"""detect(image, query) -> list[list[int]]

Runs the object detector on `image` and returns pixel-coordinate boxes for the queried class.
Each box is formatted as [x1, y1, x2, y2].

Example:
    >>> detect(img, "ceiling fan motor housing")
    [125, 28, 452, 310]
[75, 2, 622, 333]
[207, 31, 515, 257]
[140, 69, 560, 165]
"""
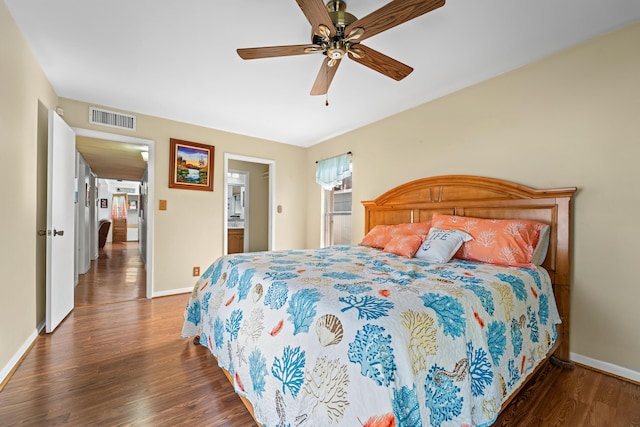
[328, 10, 357, 28]
[314, 0, 357, 60]
[326, 0, 357, 29]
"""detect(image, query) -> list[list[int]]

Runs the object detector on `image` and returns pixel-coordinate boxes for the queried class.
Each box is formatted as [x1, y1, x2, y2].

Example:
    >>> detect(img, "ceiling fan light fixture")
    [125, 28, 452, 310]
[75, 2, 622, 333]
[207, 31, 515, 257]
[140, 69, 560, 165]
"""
[315, 24, 332, 41]
[348, 47, 364, 59]
[304, 45, 324, 53]
[344, 27, 364, 42]
[327, 40, 346, 59]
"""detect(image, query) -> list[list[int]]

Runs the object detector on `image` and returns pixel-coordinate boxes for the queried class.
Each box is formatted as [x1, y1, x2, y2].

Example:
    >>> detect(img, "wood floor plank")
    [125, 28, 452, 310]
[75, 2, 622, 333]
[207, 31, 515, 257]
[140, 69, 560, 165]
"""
[74, 242, 146, 307]
[0, 243, 638, 426]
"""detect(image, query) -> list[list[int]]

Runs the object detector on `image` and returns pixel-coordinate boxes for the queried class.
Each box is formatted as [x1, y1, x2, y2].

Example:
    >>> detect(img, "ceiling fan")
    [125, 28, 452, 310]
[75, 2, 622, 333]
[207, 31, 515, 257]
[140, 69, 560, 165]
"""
[237, 0, 446, 96]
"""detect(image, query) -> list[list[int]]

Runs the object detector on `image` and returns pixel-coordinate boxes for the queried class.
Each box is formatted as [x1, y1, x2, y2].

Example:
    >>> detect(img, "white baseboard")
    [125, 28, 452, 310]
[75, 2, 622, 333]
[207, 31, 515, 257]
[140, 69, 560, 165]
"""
[570, 352, 640, 383]
[153, 287, 192, 298]
[1, 329, 38, 385]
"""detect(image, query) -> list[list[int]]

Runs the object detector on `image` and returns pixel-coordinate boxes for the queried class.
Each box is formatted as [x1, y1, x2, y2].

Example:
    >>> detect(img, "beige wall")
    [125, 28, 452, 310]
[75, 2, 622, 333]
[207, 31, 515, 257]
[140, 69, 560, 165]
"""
[57, 98, 307, 295]
[0, 2, 58, 377]
[306, 23, 640, 373]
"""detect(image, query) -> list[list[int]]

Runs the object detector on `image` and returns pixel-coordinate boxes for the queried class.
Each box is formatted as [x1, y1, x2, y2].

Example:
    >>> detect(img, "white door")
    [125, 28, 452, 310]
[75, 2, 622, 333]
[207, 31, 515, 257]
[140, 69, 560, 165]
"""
[46, 111, 76, 333]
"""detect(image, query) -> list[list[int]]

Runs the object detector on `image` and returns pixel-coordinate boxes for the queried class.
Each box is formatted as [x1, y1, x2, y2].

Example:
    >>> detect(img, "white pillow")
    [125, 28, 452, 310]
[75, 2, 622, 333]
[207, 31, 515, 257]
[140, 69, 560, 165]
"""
[531, 225, 550, 265]
[414, 228, 473, 263]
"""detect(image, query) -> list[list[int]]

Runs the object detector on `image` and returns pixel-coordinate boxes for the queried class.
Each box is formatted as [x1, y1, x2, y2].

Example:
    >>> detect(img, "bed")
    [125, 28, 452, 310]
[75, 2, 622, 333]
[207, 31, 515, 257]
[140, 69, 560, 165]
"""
[182, 175, 576, 426]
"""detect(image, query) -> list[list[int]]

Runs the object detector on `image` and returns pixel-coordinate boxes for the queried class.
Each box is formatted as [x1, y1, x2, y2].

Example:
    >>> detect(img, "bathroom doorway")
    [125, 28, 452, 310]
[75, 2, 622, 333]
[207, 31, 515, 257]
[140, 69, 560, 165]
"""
[227, 170, 248, 253]
[223, 153, 274, 255]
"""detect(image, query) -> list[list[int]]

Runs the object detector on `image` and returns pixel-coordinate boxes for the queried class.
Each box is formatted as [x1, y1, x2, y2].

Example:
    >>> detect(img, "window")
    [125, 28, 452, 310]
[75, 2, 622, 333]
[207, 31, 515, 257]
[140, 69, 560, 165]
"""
[323, 174, 352, 247]
[316, 153, 352, 247]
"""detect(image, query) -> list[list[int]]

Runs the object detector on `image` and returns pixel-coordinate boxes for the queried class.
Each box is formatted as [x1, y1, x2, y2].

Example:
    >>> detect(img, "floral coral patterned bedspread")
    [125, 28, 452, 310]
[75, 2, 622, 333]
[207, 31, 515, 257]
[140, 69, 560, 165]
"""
[181, 245, 560, 427]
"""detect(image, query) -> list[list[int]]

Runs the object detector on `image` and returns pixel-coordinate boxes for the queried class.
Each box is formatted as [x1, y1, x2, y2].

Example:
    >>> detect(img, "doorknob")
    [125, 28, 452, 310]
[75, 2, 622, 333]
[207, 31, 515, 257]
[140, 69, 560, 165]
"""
[54, 229, 64, 236]
[38, 230, 47, 237]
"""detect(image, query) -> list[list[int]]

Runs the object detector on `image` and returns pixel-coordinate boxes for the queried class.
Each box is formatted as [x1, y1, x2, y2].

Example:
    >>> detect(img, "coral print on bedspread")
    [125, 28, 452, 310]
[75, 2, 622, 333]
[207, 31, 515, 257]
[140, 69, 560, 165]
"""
[181, 245, 560, 427]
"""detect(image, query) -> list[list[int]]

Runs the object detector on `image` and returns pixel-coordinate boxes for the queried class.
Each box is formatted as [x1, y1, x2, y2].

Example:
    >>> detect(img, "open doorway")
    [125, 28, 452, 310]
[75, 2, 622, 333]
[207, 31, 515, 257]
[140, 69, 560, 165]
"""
[35, 110, 156, 327]
[227, 170, 249, 253]
[224, 153, 275, 255]
[73, 128, 155, 301]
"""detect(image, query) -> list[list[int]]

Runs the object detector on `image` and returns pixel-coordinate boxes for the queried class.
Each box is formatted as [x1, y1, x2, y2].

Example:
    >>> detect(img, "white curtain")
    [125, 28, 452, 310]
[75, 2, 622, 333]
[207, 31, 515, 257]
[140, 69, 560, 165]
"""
[111, 195, 127, 220]
[315, 153, 351, 190]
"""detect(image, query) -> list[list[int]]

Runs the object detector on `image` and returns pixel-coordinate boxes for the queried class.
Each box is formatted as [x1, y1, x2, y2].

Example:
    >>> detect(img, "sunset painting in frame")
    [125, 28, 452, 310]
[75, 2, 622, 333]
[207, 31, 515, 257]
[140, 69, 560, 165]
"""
[169, 138, 214, 191]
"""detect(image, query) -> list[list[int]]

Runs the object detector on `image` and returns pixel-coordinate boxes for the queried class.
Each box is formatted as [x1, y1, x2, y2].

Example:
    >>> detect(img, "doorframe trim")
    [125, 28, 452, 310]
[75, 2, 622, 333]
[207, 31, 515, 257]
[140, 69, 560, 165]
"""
[72, 128, 155, 299]
[223, 153, 275, 254]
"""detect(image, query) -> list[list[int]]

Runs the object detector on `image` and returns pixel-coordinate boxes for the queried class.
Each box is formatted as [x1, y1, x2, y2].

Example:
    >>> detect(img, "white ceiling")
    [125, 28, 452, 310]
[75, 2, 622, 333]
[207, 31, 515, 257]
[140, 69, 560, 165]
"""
[6, 0, 640, 148]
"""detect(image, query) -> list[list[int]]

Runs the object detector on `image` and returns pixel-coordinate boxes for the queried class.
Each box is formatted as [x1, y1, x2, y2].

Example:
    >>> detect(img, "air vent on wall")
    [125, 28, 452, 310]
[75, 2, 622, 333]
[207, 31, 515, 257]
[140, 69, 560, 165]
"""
[89, 107, 136, 131]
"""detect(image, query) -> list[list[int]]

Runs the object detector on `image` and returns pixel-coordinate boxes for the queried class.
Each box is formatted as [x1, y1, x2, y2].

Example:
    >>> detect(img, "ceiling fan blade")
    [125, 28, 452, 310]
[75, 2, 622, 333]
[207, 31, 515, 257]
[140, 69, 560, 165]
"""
[345, 0, 445, 42]
[237, 44, 320, 60]
[310, 57, 341, 96]
[348, 44, 413, 81]
[295, 0, 336, 37]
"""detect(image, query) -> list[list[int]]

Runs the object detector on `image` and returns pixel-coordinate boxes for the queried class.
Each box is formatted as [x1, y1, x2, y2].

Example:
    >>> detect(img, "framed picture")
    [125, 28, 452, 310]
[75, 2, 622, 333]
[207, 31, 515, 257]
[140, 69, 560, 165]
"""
[129, 200, 137, 210]
[169, 138, 214, 191]
[100, 198, 108, 208]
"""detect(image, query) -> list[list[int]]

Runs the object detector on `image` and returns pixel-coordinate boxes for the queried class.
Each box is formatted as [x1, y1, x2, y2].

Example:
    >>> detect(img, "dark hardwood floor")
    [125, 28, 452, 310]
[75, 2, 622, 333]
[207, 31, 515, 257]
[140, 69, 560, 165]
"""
[493, 362, 639, 426]
[0, 243, 256, 426]
[74, 242, 146, 307]
[0, 243, 638, 426]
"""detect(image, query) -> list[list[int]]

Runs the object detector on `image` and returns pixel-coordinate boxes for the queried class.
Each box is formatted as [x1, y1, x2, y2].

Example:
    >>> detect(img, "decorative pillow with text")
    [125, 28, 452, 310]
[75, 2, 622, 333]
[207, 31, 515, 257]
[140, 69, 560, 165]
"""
[414, 228, 472, 263]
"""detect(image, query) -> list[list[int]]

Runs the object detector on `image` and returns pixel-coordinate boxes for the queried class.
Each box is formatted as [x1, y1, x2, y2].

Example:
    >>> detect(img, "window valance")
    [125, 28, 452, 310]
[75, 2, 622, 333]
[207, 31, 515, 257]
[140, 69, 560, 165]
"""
[315, 153, 352, 190]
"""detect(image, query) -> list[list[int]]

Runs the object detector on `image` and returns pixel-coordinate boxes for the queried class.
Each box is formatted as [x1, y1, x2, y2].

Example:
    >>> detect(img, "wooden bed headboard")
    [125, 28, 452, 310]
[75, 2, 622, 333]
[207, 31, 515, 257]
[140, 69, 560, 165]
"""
[362, 175, 577, 360]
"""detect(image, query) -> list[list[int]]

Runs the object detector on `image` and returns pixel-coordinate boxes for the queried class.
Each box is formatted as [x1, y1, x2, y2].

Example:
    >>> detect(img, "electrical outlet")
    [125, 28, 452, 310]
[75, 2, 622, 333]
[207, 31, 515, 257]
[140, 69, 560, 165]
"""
[193, 266, 200, 276]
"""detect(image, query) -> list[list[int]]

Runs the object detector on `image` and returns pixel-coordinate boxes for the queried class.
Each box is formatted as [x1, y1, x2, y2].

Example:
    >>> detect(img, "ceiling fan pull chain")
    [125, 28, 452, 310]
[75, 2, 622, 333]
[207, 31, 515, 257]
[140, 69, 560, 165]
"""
[325, 64, 330, 106]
